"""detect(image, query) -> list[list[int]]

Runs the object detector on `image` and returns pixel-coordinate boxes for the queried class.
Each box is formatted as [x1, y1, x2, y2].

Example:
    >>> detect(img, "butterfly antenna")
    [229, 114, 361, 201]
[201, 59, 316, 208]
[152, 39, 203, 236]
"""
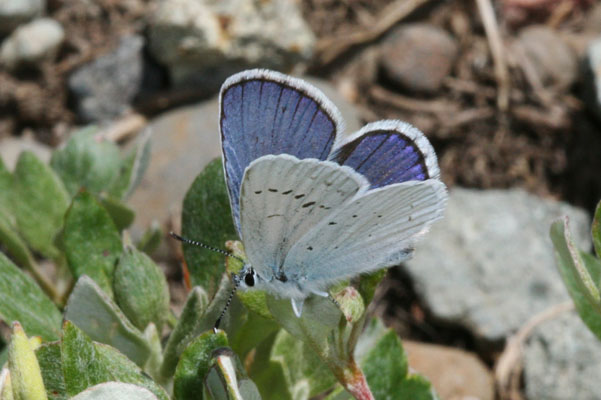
[169, 232, 245, 263]
[213, 274, 241, 332]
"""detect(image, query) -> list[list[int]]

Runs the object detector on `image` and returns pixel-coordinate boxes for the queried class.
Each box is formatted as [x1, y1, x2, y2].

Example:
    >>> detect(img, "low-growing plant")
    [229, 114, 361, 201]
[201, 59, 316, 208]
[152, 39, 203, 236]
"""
[551, 200, 601, 340]
[0, 127, 439, 399]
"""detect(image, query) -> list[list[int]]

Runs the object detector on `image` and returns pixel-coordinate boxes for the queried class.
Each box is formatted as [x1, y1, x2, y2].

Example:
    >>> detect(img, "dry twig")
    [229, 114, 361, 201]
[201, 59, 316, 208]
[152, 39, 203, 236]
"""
[495, 301, 574, 400]
[476, 0, 511, 110]
[316, 0, 433, 65]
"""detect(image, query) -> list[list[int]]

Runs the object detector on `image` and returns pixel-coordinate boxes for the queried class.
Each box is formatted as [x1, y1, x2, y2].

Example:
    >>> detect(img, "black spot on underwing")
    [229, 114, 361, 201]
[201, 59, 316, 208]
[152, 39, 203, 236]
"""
[302, 201, 316, 208]
[295, 194, 305, 199]
[268, 188, 278, 192]
[282, 190, 293, 195]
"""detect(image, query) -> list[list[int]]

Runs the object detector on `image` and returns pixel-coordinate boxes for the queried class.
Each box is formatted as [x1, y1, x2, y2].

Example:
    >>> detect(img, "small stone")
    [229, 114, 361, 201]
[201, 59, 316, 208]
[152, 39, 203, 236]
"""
[404, 341, 495, 400]
[403, 188, 590, 343]
[512, 25, 578, 90]
[524, 311, 601, 400]
[583, 36, 601, 123]
[147, 0, 315, 89]
[0, 0, 45, 35]
[0, 18, 64, 70]
[68, 35, 163, 123]
[380, 23, 458, 94]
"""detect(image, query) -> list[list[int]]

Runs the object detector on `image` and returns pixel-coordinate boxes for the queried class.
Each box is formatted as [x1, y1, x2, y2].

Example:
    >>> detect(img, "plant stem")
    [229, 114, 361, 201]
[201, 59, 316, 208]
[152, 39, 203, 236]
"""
[333, 359, 375, 400]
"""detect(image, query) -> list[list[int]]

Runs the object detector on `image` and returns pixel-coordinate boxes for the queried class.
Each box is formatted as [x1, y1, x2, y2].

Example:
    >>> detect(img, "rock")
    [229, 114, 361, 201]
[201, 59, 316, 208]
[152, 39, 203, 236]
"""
[402, 188, 591, 343]
[404, 341, 494, 400]
[147, 0, 315, 88]
[0, 18, 63, 70]
[380, 24, 458, 94]
[129, 77, 361, 236]
[511, 26, 578, 90]
[523, 311, 601, 400]
[68, 35, 163, 123]
[583, 36, 601, 123]
[0, 0, 45, 35]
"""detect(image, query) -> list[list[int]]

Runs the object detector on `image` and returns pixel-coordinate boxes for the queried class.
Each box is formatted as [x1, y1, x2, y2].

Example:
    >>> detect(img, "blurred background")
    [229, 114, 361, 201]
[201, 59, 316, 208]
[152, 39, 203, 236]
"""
[1, 0, 601, 399]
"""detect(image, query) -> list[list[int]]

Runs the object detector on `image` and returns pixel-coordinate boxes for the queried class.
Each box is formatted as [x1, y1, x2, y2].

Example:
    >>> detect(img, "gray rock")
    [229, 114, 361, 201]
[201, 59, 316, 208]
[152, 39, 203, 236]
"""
[0, 0, 45, 35]
[380, 24, 458, 93]
[129, 77, 360, 235]
[0, 18, 63, 70]
[524, 311, 601, 400]
[583, 36, 601, 123]
[147, 0, 315, 88]
[403, 188, 591, 343]
[512, 25, 578, 90]
[69, 35, 162, 122]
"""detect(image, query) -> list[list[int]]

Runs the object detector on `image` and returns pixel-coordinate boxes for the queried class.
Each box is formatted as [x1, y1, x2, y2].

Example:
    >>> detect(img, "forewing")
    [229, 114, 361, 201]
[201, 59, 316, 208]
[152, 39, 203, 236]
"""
[284, 180, 447, 287]
[239, 154, 368, 279]
[329, 120, 440, 188]
[220, 69, 344, 233]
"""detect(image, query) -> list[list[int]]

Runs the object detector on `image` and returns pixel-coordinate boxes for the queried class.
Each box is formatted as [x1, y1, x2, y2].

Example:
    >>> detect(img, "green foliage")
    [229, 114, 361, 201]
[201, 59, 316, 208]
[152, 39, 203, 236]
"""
[551, 210, 601, 340]
[0, 137, 439, 400]
[182, 159, 237, 296]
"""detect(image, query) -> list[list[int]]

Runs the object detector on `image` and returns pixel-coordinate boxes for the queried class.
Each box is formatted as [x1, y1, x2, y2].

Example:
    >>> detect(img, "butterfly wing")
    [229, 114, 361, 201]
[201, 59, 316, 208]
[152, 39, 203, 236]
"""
[238, 154, 368, 282]
[220, 69, 344, 233]
[329, 120, 440, 188]
[283, 179, 447, 290]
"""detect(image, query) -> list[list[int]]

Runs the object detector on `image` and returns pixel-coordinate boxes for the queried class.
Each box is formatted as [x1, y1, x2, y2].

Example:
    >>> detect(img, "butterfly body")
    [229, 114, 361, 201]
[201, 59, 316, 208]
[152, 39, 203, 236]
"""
[218, 69, 447, 317]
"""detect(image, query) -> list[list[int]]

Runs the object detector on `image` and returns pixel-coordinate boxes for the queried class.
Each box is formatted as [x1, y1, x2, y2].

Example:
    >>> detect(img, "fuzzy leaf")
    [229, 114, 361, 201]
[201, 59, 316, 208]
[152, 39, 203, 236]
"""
[63, 191, 122, 296]
[70, 382, 158, 400]
[64, 276, 151, 366]
[593, 201, 601, 259]
[182, 159, 237, 296]
[205, 349, 262, 400]
[0, 253, 61, 341]
[229, 311, 279, 360]
[60, 321, 167, 399]
[8, 322, 48, 400]
[0, 157, 12, 211]
[160, 287, 209, 379]
[50, 127, 121, 196]
[108, 130, 151, 200]
[12, 152, 70, 259]
[358, 320, 436, 400]
[551, 217, 601, 339]
[99, 196, 135, 231]
[247, 332, 292, 400]
[0, 212, 36, 276]
[35, 343, 66, 400]
[136, 222, 162, 254]
[270, 330, 337, 399]
[113, 244, 170, 332]
[173, 330, 228, 400]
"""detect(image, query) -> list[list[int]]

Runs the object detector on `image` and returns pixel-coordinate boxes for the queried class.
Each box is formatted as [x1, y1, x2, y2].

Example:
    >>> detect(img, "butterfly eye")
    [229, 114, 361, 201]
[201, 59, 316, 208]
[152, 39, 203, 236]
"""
[244, 270, 255, 287]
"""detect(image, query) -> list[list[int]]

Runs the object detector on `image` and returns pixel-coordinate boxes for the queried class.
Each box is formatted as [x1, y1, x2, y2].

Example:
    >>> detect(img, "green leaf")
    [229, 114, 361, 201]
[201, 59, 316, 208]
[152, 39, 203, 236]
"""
[182, 159, 237, 296]
[108, 130, 151, 200]
[64, 276, 151, 366]
[70, 382, 158, 400]
[248, 331, 291, 400]
[204, 349, 262, 400]
[50, 127, 121, 197]
[0, 211, 37, 274]
[160, 287, 209, 379]
[63, 191, 122, 296]
[12, 151, 70, 259]
[358, 320, 436, 400]
[229, 311, 279, 360]
[551, 217, 601, 340]
[357, 270, 387, 306]
[36, 343, 67, 400]
[113, 244, 170, 332]
[173, 330, 228, 400]
[99, 196, 135, 231]
[0, 253, 61, 341]
[0, 157, 13, 214]
[270, 330, 337, 399]
[60, 321, 168, 399]
[592, 200, 601, 259]
[8, 322, 48, 400]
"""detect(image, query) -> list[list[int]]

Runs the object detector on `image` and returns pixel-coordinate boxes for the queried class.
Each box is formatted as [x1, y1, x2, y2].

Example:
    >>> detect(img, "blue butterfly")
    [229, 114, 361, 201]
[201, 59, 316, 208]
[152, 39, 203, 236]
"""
[215, 69, 447, 318]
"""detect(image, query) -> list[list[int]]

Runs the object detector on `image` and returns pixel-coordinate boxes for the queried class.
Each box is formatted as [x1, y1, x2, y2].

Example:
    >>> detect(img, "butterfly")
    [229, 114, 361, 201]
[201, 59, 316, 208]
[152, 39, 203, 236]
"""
[174, 69, 447, 323]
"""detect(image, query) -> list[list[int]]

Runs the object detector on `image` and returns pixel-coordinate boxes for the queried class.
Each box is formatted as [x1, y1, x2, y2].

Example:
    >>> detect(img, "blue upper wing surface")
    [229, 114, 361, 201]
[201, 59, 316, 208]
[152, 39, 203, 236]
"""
[220, 69, 343, 233]
[329, 120, 440, 188]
